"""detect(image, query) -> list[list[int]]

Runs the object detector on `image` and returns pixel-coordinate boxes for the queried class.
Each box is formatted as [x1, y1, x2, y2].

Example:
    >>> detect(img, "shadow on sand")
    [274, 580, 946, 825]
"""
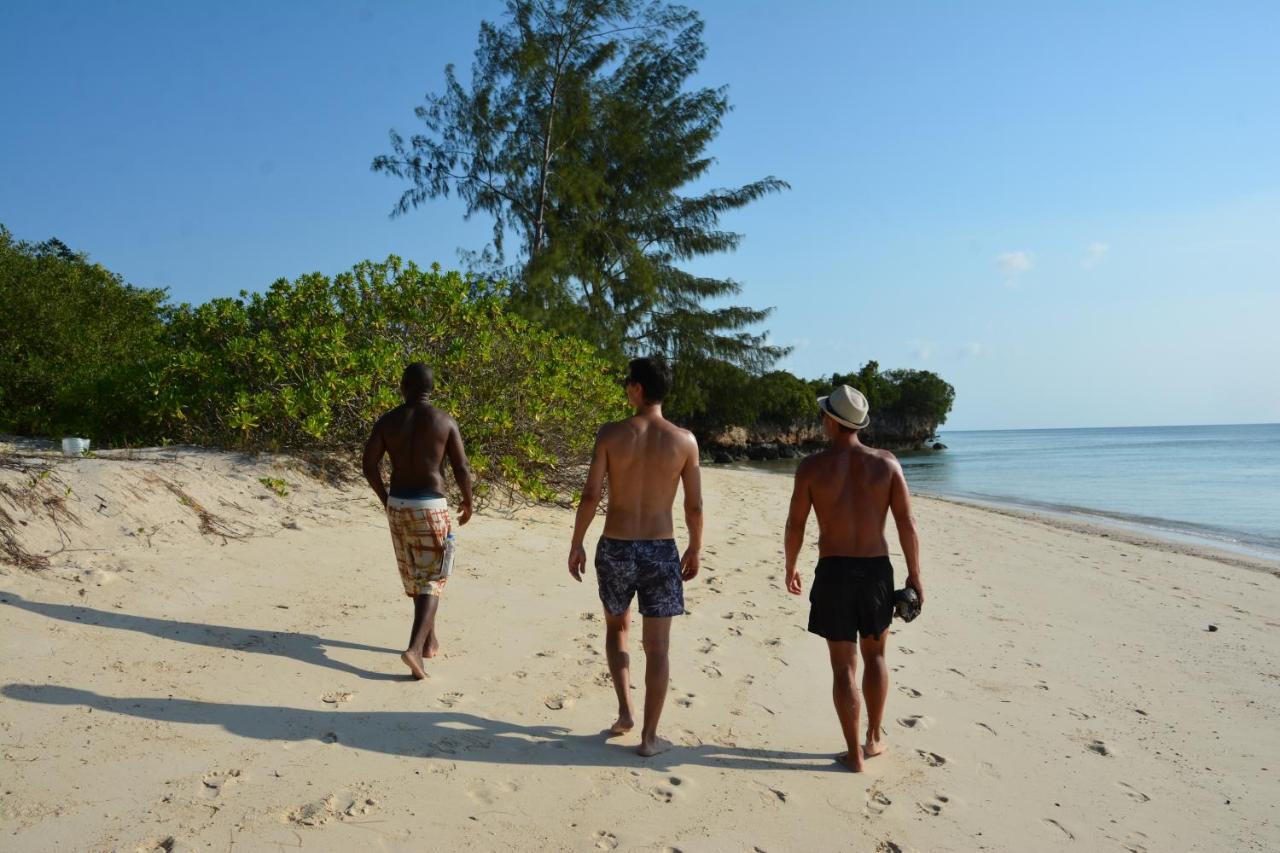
[1, 683, 840, 773]
[0, 591, 404, 682]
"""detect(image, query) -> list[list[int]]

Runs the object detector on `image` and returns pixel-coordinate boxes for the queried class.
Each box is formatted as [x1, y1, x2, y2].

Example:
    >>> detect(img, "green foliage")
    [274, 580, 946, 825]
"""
[824, 361, 956, 430]
[154, 257, 625, 502]
[258, 477, 289, 497]
[374, 0, 789, 371]
[0, 225, 169, 441]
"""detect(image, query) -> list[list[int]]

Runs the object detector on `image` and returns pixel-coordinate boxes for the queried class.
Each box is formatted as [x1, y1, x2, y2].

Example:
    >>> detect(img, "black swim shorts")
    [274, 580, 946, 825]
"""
[807, 555, 894, 642]
[594, 537, 685, 618]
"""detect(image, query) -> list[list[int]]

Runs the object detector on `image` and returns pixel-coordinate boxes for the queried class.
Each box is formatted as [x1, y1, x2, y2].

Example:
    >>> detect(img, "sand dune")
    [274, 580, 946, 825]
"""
[1, 444, 1277, 851]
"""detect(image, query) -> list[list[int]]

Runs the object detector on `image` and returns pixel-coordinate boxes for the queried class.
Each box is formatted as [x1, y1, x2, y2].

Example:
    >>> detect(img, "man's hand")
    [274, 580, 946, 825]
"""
[568, 544, 587, 582]
[785, 567, 803, 595]
[680, 548, 700, 581]
[907, 573, 924, 609]
[457, 499, 473, 526]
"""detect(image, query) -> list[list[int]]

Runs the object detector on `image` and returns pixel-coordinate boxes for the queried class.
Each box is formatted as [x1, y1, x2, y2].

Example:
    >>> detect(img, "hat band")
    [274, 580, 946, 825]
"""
[821, 398, 869, 430]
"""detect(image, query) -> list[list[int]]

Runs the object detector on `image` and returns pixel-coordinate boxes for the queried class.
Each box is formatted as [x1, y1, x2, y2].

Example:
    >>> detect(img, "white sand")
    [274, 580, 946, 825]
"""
[1, 446, 1277, 852]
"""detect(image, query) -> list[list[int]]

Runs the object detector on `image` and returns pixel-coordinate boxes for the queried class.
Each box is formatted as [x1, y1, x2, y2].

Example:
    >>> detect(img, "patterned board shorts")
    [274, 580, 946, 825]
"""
[594, 537, 685, 618]
[385, 496, 455, 597]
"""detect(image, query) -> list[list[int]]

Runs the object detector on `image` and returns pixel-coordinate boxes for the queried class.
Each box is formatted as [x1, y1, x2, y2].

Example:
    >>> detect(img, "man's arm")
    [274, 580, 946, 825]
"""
[679, 434, 703, 581]
[568, 427, 608, 581]
[783, 463, 812, 595]
[361, 418, 388, 508]
[445, 419, 474, 526]
[888, 458, 923, 608]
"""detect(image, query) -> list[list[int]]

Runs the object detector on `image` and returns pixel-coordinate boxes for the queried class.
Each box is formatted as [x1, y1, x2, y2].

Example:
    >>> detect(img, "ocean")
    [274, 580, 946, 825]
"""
[743, 423, 1280, 560]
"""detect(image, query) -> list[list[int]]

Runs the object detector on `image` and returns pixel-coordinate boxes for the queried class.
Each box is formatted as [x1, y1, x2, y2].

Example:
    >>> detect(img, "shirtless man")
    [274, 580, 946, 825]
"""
[568, 356, 702, 757]
[783, 384, 924, 773]
[362, 362, 473, 680]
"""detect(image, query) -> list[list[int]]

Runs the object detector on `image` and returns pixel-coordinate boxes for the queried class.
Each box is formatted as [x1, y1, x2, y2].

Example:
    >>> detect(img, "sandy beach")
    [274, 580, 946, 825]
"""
[1, 445, 1277, 852]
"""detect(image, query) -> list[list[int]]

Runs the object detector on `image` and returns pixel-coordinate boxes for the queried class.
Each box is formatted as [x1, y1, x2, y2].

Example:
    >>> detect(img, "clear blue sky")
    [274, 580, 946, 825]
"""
[4, 1, 1278, 430]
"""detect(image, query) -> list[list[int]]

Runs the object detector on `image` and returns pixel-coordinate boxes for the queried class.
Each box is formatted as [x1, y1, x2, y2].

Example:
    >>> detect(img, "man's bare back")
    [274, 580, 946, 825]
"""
[796, 443, 898, 559]
[598, 415, 699, 541]
[364, 402, 466, 502]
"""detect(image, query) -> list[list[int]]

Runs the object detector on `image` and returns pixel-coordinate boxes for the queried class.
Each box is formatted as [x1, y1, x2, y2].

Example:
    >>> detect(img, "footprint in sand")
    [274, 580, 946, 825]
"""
[438, 691, 464, 708]
[544, 695, 573, 710]
[727, 626, 743, 637]
[1043, 817, 1074, 840]
[975, 722, 997, 735]
[697, 638, 718, 654]
[915, 750, 948, 767]
[321, 691, 354, 705]
[701, 665, 722, 678]
[593, 830, 619, 850]
[875, 842, 904, 853]
[897, 714, 931, 729]
[917, 793, 949, 816]
[136, 836, 176, 852]
[897, 685, 923, 698]
[466, 780, 519, 805]
[650, 785, 677, 803]
[866, 788, 892, 816]
[897, 646, 915, 655]
[200, 769, 242, 798]
[1086, 739, 1113, 757]
[1116, 781, 1150, 802]
[1034, 680, 1050, 690]
[676, 693, 696, 707]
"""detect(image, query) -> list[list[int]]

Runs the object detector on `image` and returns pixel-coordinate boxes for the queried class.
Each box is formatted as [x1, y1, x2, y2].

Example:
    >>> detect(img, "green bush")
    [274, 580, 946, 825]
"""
[153, 257, 625, 502]
[0, 226, 169, 441]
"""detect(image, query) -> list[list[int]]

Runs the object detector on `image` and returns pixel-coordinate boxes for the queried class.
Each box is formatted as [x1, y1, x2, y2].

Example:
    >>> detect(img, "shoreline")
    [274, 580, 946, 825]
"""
[720, 458, 1280, 573]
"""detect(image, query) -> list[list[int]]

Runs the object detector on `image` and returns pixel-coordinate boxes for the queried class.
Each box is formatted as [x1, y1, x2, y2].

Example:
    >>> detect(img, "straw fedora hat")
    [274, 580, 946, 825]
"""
[818, 384, 871, 430]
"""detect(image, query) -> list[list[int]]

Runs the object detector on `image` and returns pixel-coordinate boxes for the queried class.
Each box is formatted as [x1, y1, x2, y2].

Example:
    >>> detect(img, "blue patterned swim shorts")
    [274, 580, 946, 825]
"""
[594, 537, 685, 618]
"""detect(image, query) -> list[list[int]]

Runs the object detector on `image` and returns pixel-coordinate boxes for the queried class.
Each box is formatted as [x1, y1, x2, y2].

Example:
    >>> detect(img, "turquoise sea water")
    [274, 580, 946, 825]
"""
[746, 424, 1280, 559]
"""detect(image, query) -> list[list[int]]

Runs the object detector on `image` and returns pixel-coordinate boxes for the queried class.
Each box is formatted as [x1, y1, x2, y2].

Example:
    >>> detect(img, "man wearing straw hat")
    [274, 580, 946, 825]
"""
[783, 384, 924, 773]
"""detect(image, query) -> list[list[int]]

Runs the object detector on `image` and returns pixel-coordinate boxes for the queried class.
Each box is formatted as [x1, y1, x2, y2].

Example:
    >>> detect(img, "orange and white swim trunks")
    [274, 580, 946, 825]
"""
[385, 495, 455, 597]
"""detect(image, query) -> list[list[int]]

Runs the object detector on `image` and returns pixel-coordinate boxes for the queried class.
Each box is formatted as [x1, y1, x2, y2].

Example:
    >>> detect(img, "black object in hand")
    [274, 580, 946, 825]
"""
[893, 587, 921, 622]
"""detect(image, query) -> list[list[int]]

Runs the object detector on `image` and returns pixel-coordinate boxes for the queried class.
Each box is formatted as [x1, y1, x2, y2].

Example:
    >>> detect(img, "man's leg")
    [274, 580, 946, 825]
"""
[860, 629, 890, 757]
[603, 609, 635, 735]
[827, 640, 864, 772]
[400, 594, 438, 680]
[636, 616, 672, 756]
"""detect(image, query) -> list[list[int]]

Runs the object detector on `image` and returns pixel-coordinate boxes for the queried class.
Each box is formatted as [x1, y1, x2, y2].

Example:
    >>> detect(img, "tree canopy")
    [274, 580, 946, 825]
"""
[373, 0, 789, 370]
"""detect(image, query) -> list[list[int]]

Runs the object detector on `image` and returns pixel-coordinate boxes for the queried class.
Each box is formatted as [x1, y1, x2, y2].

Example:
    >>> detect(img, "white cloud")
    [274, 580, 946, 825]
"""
[961, 341, 987, 358]
[907, 338, 935, 360]
[1081, 241, 1109, 269]
[996, 250, 1034, 277]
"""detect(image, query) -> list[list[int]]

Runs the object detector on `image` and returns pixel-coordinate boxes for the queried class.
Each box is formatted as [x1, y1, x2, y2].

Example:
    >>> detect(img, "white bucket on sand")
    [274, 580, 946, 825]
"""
[61, 437, 90, 456]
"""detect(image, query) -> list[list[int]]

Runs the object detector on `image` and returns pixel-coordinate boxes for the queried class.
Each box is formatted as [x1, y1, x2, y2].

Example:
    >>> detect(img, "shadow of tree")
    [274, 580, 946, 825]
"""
[2, 683, 841, 773]
[0, 591, 403, 682]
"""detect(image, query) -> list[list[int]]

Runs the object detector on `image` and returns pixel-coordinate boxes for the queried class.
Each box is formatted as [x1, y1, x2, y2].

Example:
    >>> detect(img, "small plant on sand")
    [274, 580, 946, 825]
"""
[258, 477, 289, 498]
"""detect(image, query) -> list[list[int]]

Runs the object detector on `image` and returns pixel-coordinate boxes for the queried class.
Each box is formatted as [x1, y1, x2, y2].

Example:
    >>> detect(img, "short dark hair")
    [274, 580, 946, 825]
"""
[401, 362, 434, 396]
[626, 356, 672, 404]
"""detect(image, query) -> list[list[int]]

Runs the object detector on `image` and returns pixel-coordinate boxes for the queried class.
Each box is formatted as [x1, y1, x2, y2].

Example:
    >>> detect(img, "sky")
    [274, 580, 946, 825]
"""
[4, 0, 1278, 430]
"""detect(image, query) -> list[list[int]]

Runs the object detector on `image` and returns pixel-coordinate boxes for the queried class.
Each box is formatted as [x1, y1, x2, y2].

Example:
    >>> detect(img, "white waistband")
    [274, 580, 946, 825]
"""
[387, 496, 449, 510]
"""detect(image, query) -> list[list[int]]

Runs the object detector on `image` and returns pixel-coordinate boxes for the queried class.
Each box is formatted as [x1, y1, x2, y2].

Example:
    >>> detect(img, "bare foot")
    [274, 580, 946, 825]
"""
[863, 737, 887, 758]
[424, 632, 440, 659]
[636, 736, 671, 757]
[836, 750, 866, 773]
[400, 650, 427, 680]
[608, 714, 635, 736]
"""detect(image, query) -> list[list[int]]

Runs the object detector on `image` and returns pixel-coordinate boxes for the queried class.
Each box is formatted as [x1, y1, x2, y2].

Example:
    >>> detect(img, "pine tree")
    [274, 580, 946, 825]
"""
[372, 0, 788, 367]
